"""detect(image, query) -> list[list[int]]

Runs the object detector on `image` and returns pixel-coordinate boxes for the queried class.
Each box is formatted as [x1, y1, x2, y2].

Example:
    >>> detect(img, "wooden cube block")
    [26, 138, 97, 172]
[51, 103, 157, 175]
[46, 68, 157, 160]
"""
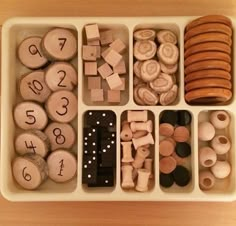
[98, 63, 113, 79]
[110, 38, 126, 53]
[106, 73, 123, 90]
[114, 78, 125, 91]
[88, 77, 101, 90]
[91, 89, 104, 102]
[85, 24, 100, 41]
[87, 39, 100, 46]
[82, 45, 97, 61]
[100, 30, 113, 46]
[113, 59, 126, 74]
[104, 49, 123, 67]
[84, 62, 97, 76]
[96, 46, 101, 59]
[101, 47, 112, 59]
[107, 90, 121, 103]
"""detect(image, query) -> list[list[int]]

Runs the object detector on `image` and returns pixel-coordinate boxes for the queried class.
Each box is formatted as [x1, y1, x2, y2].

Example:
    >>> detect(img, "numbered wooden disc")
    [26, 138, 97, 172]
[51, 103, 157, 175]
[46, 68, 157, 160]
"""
[47, 150, 77, 183]
[18, 36, 48, 69]
[19, 70, 51, 103]
[12, 154, 48, 190]
[45, 90, 78, 123]
[15, 130, 49, 157]
[42, 28, 77, 60]
[44, 122, 76, 151]
[45, 62, 77, 91]
[14, 101, 48, 130]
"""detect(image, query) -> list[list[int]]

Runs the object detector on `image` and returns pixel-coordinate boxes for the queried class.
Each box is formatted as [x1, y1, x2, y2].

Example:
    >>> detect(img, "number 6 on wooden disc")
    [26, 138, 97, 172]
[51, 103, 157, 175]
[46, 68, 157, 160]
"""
[45, 90, 78, 123]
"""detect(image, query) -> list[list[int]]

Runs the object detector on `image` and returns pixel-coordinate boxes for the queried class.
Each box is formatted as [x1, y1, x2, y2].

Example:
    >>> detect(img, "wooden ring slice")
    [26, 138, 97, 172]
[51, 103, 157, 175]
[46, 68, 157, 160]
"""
[184, 51, 231, 67]
[185, 69, 231, 83]
[184, 23, 232, 41]
[184, 32, 232, 49]
[184, 42, 231, 58]
[185, 88, 232, 104]
[185, 15, 232, 32]
[185, 78, 232, 92]
[185, 60, 231, 74]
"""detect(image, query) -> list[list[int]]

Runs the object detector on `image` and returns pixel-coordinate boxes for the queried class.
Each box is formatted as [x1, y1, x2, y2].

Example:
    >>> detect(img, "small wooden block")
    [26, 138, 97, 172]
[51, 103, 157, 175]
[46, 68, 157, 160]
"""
[84, 62, 97, 76]
[98, 63, 113, 79]
[88, 77, 101, 89]
[101, 47, 112, 59]
[85, 24, 100, 41]
[113, 59, 126, 74]
[96, 46, 101, 58]
[107, 90, 121, 103]
[91, 89, 104, 102]
[82, 45, 97, 61]
[104, 49, 123, 67]
[106, 73, 123, 90]
[87, 39, 100, 46]
[114, 77, 125, 91]
[100, 30, 113, 46]
[110, 38, 126, 53]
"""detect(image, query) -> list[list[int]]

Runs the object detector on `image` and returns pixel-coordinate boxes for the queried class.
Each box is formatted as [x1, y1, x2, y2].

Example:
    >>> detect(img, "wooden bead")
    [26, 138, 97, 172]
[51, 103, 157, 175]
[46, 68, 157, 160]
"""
[211, 160, 231, 179]
[19, 70, 51, 103]
[198, 122, 215, 141]
[121, 141, 134, 163]
[45, 62, 77, 91]
[88, 77, 101, 90]
[130, 120, 153, 133]
[199, 170, 215, 190]
[157, 30, 177, 44]
[157, 43, 179, 65]
[42, 28, 77, 60]
[159, 156, 177, 174]
[127, 110, 148, 122]
[109, 38, 126, 53]
[211, 135, 231, 155]
[107, 90, 120, 103]
[45, 90, 78, 123]
[210, 110, 230, 129]
[100, 30, 113, 46]
[121, 165, 135, 188]
[84, 62, 97, 76]
[12, 154, 48, 190]
[199, 147, 217, 167]
[173, 126, 190, 142]
[134, 29, 155, 41]
[132, 133, 154, 150]
[90, 89, 104, 102]
[82, 45, 97, 61]
[134, 40, 157, 61]
[47, 150, 77, 183]
[106, 73, 123, 90]
[85, 24, 100, 41]
[140, 60, 160, 82]
[135, 169, 150, 192]
[98, 63, 113, 79]
[14, 101, 48, 130]
[15, 130, 49, 157]
[18, 36, 48, 69]
[44, 122, 76, 151]
[120, 121, 133, 141]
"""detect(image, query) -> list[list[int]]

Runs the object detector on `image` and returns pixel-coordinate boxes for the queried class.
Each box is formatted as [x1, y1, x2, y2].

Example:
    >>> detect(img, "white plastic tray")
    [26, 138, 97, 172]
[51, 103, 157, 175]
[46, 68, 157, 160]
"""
[1, 17, 236, 201]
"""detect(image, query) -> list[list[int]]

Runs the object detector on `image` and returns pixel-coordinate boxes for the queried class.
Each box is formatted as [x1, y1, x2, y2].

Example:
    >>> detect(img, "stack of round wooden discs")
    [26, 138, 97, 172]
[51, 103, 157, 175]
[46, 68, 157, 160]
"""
[184, 15, 233, 104]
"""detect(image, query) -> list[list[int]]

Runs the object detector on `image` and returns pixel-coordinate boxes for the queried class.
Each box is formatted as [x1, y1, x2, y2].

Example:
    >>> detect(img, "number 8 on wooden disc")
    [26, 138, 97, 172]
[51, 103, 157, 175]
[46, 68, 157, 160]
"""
[45, 90, 78, 123]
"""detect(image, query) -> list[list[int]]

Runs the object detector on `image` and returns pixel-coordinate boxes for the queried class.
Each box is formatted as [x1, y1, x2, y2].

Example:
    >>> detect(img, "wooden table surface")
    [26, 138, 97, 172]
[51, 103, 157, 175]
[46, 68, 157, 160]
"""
[1, 0, 236, 225]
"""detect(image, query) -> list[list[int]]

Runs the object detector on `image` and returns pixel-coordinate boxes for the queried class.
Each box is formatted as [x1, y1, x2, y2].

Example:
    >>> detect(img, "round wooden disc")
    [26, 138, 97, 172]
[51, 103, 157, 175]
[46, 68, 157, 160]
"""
[185, 15, 232, 32]
[184, 32, 232, 49]
[184, 42, 231, 58]
[184, 23, 232, 41]
[184, 51, 231, 67]
[185, 60, 231, 74]
[185, 69, 231, 83]
[185, 78, 232, 92]
[185, 88, 232, 104]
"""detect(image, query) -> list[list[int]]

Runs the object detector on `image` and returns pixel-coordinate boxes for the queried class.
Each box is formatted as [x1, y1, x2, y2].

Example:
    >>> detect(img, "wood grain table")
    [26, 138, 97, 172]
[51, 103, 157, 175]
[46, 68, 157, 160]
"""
[0, 0, 236, 225]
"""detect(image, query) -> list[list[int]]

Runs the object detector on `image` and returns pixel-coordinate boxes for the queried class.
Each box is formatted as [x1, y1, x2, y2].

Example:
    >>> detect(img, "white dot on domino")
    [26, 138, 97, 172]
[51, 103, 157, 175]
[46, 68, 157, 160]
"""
[111, 141, 115, 144]
[92, 129, 96, 132]
[89, 112, 92, 115]
[103, 149, 106, 153]
[107, 145, 110, 148]
[102, 113, 106, 117]
[97, 121, 100, 125]
[84, 165, 87, 168]
[88, 174, 91, 178]
[88, 160, 92, 164]
[109, 123, 113, 126]
[105, 180, 108, 184]
[92, 142, 96, 146]
[88, 133, 92, 136]
[84, 137, 88, 140]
